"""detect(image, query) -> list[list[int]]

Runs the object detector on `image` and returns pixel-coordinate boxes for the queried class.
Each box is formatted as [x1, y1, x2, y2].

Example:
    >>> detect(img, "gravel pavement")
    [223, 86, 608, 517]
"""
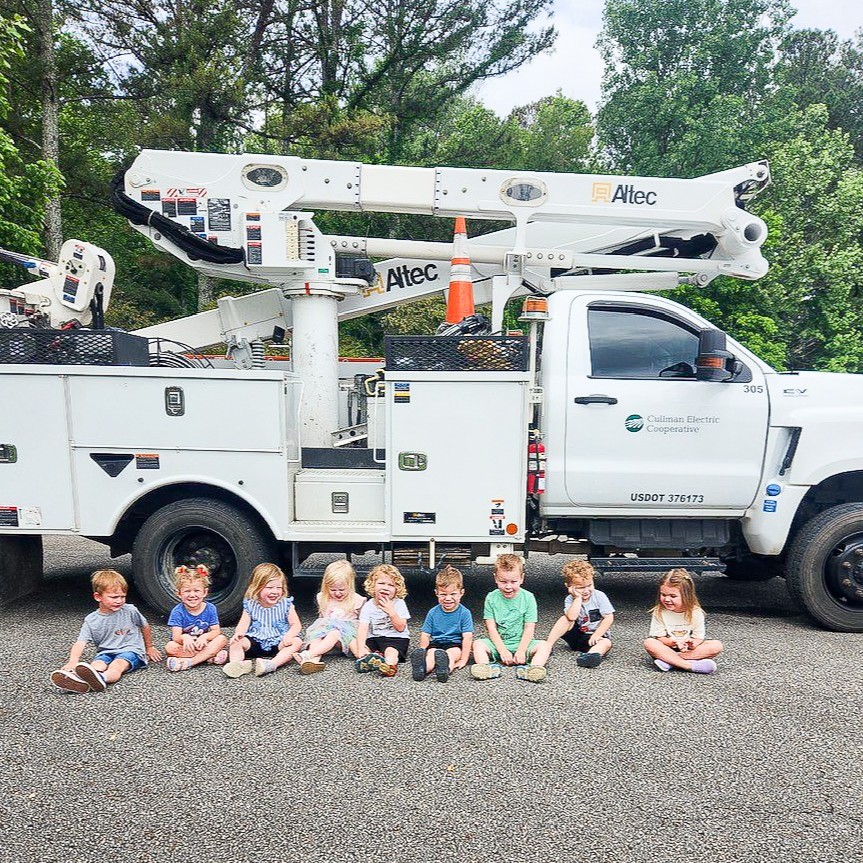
[1, 537, 861, 863]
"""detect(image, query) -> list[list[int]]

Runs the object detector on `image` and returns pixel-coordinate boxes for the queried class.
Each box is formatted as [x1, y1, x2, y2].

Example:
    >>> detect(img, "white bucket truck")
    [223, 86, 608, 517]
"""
[2, 150, 862, 633]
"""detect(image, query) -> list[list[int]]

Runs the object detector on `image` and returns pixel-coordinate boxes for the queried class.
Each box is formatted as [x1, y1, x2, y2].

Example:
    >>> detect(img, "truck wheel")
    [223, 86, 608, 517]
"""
[786, 503, 863, 632]
[722, 554, 780, 581]
[132, 498, 276, 622]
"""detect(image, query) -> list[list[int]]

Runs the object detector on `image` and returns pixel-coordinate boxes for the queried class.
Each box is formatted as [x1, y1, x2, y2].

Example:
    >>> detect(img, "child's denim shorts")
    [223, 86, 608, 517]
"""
[92, 650, 146, 671]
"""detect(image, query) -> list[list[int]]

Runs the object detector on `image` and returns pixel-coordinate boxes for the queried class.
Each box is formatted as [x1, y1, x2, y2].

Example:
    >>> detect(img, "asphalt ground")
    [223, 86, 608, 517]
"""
[1, 537, 861, 863]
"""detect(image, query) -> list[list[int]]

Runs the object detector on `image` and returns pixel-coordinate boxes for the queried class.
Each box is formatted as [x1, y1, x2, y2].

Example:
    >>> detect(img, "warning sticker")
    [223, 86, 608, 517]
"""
[404, 512, 436, 524]
[489, 499, 505, 536]
[63, 275, 80, 304]
[246, 212, 261, 221]
[141, 189, 161, 201]
[394, 382, 410, 403]
[136, 453, 161, 470]
[177, 198, 198, 216]
[208, 198, 232, 231]
[247, 241, 262, 265]
[162, 199, 177, 217]
[190, 216, 205, 232]
[18, 507, 41, 527]
[246, 224, 262, 240]
[0, 506, 19, 527]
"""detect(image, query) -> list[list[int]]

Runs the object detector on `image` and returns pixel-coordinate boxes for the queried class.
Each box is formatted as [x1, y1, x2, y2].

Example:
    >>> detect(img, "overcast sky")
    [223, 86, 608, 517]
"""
[476, 1, 862, 115]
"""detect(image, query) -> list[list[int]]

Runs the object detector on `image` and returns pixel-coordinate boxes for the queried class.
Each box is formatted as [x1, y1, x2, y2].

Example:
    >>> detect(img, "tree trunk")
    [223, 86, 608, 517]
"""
[37, 0, 62, 258]
[197, 273, 214, 311]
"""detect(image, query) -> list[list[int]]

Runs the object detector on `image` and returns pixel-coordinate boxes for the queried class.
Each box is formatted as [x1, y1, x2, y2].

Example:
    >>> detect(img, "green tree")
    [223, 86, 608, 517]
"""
[0, 12, 59, 267]
[596, 0, 793, 175]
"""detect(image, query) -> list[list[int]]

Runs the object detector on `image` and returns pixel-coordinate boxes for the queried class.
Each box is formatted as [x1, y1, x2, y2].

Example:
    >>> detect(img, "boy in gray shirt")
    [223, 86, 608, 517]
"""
[51, 569, 161, 693]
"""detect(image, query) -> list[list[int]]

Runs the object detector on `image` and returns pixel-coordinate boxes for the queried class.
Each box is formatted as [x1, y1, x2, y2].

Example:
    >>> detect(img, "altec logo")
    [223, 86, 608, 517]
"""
[385, 263, 439, 291]
[592, 183, 657, 206]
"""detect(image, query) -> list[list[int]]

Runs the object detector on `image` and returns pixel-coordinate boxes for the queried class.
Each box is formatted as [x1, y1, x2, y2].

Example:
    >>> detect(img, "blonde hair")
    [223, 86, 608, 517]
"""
[650, 568, 702, 622]
[562, 559, 596, 587]
[91, 569, 127, 595]
[245, 562, 289, 600]
[174, 563, 211, 591]
[436, 565, 463, 591]
[317, 559, 360, 614]
[494, 553, 524, 576]
[364, 564, 407, 599]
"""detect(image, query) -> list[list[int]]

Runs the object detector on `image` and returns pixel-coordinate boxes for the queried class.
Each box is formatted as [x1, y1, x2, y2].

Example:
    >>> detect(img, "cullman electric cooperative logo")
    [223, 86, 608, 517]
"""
[625, 414, 644, 432]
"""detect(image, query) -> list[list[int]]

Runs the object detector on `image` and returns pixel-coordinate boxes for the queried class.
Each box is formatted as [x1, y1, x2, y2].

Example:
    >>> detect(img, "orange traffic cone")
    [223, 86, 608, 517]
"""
[445, 216, 475, 324]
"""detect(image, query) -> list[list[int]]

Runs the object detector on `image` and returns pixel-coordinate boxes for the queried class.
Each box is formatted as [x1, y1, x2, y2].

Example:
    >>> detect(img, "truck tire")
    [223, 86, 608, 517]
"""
[132, 498, 276, 622]
[0, 535, 43, 606]
[786, 503, 863, 632]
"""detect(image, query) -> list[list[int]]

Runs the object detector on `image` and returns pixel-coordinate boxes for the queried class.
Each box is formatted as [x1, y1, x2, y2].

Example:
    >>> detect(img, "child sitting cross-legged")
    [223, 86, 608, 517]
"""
[471, 553, 547, 683]
[163, 564, 229, 671]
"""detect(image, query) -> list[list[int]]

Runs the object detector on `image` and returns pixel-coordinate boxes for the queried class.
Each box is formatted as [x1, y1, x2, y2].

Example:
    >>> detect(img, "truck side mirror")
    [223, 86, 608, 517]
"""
[696, 329, 735, 382]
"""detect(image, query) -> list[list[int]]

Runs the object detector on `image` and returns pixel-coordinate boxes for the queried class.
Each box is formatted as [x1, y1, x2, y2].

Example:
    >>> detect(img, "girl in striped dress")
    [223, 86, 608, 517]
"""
[223, 563, 302, 678]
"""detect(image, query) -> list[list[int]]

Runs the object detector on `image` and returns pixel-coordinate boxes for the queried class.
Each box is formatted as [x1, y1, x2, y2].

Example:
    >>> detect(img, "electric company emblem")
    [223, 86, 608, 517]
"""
[625, 414, 644, 432]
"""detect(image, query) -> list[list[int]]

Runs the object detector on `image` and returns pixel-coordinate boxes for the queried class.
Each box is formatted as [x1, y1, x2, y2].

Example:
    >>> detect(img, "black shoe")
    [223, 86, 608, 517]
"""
[577, 652, 603, 669]
[410, 648, 427, 681]
[433, 649, 450, 683]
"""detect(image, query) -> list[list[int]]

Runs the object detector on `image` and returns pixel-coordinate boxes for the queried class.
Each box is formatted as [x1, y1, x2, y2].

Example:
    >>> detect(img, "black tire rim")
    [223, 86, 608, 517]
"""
[155, 527, 239, 605]
[824, 531, 863, 609]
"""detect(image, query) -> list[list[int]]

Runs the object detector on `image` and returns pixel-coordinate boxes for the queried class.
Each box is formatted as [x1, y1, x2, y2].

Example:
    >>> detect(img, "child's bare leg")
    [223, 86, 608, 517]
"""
[679, 639, 723, 660]
[164, 641, 195, 658]
[346, 638, 360, 658]
[445, 647, 461, 670]
[229, 637, 249, 663]
[587, 637, 612, 658]
[102, 657, 131, 684]
[644, 637, 693, 670]
[473, 641, 491, 664]
[383, 646, 399, 667]
[303, 630, 341, 661]
[187, 634, 228, 667]
[527, 642, 547, 668]
[270, 637, 302, 669]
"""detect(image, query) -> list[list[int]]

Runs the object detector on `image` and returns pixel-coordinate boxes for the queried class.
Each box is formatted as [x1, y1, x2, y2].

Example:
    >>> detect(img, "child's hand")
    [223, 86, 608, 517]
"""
[568, 585, 583, 599]
[194, 636, 208, 652]
[147, 645, 163, 662]
[379, 598, 395, 616]
[499, 647, 515, 665]
[181, 634, 196, 652]
[230, 632, 245, 645]
[454, 656, 469, 670]
[588, 632, 601, 647]
[513, 648, 527, 665]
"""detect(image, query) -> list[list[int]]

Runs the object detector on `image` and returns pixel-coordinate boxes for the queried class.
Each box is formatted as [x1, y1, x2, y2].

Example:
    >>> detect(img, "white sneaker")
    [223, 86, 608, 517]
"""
[50, 669, 90, 693]
[74, 661, 107, 692]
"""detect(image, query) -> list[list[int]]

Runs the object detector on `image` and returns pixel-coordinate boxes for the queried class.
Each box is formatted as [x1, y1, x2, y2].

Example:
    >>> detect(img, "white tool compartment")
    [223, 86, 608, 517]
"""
[385, 335, 531, 542]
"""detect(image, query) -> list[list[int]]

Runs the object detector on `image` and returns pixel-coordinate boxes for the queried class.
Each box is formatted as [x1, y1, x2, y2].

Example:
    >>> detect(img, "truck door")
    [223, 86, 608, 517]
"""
[564, 298, 769, 511]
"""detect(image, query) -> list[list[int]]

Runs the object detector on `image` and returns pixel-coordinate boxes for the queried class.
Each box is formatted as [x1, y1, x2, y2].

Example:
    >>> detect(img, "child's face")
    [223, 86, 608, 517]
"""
[95, 588, 127, 614]
[178, 580, 208, 612]
[435, 585, 464, 612]
[373, 574, 397, 604]
[329, 579, 350, 602]
[659, 586, 684, 613]
[569, 579, 594, 601]
[259, 577, 284, 607]
[494, 568, 524, 599]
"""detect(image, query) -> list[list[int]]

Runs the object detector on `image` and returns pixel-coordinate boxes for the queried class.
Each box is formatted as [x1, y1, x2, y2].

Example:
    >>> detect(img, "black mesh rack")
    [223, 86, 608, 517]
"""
[0, 328, 150, 366]
[385, 335, 529, 372]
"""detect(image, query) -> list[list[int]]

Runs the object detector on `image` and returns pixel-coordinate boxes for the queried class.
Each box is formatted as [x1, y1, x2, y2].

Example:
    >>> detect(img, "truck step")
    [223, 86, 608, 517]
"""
[590, 557, 726, 575]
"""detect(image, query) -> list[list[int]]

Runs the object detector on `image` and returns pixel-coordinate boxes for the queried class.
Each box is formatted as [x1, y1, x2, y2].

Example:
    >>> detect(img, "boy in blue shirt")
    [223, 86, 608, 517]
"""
[411, 566, 474, 682]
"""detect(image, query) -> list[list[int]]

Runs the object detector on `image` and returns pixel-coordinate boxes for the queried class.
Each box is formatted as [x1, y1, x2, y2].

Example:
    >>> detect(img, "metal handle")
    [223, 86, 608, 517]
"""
[573, 394, 618, 405]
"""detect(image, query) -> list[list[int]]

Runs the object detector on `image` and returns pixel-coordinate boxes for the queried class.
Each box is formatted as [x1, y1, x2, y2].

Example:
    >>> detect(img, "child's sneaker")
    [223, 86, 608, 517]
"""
[50, 669, 90, 694]
[377, 662, 397, 677]
[433, 649, 450, 683]
[212, 649, 228, 666]
[690, 659, 717, 674]
[653, 659, 673, 672]
[254, 658, 277, 677]
[576, 652, 603, 669]
[470, 662, 502, 680]
[515, 665, 547, 683]
[410, 648, 427, 681]
[223, 659, 253, 678]
[355, 652, 384, 673]
[74, 661, 107, 692]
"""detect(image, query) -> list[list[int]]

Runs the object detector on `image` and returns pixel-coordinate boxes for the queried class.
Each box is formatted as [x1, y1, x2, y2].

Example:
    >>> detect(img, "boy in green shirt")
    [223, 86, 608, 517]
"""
[471, 554, 547, 682]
